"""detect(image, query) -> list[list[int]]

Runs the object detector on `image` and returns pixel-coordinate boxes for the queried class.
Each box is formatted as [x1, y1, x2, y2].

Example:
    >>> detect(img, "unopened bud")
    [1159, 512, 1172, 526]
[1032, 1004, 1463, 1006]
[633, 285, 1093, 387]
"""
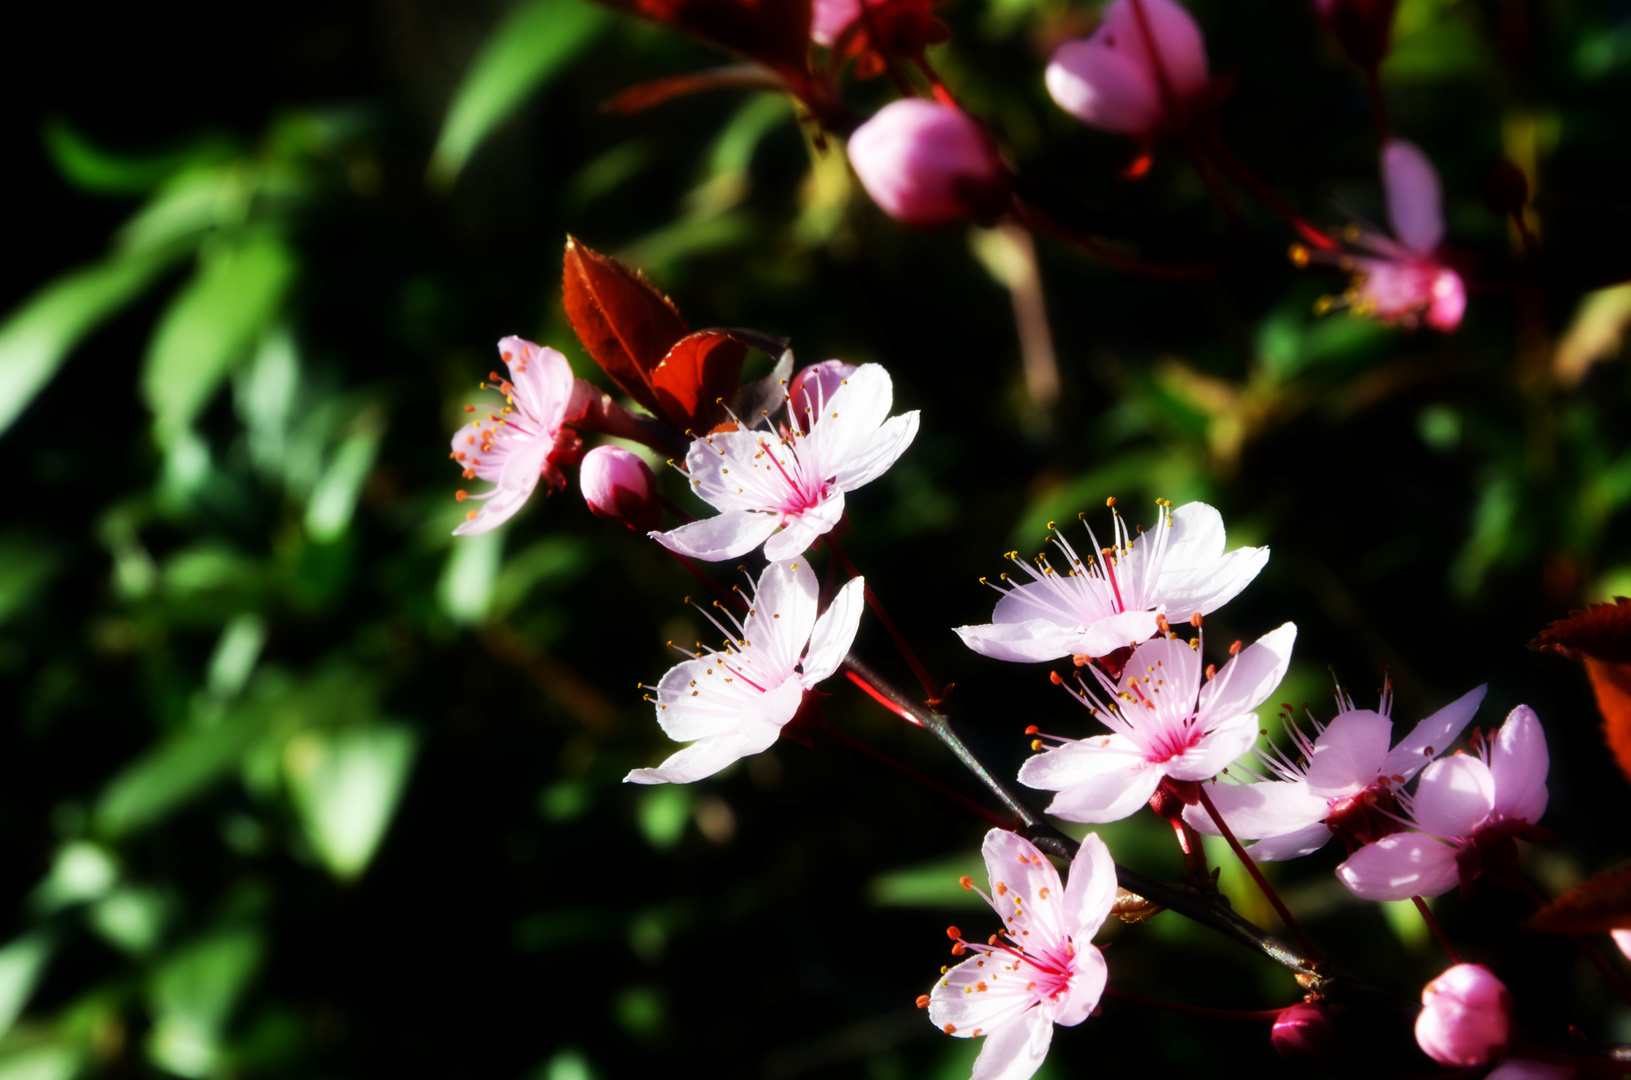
[580, 445, 660, 532]
[1313, 0, 1399, 72]
[1047, 0, 1211, 136]
[847, 100, 1008, 227]
[1272, 1002, 1343, 1062]
[1415, 964, 1512, 1066]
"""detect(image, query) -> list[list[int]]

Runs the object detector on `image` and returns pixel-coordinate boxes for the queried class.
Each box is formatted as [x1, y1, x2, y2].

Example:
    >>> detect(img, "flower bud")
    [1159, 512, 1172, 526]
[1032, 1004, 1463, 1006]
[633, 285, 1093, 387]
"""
[1047, 0, 1209, 136]
[787, 360, 857, 431]
[1415, 963, 1512, 1066]
[847, 100, 1007, 226]
[1271, 1002, 1342, 1062]
[579, 445, 660, 533]
[1313, 0, 1398, 72]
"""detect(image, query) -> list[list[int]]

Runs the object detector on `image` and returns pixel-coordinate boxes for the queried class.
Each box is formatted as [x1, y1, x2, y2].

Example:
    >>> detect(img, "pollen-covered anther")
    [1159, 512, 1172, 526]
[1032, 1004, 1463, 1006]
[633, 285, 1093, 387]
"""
[947, 925, 962, 940]
[1189, 612, 1203, 627]
[959, 876, 974, 890]
[916, 995, 931, 1009]
[1230, 639, 1243, 655]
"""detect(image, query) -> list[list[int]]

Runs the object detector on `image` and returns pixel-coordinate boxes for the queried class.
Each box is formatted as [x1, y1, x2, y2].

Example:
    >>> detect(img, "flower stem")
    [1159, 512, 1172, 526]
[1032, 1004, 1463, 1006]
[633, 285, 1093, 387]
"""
[1195, 784, 1324, 963]
[826, 538, 942, 702]
[1102, 986, 1289, 1023]
[1518, 877, 1631, 1007]
[1410, 896, 1461, 964]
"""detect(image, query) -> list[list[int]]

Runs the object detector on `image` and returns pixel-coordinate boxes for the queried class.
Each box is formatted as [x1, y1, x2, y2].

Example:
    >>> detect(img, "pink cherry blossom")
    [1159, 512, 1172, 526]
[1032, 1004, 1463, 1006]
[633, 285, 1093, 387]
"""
[650, 362, 919, 562]
[1415, 964, 1512, 1066]
[1486, 1061, 1576, 1080]
[847, 100, 1007, 226]
[1182, 683, 1486, 862]
[955, 501, 1268, 665]
[811, 0, 860, 45]
[1337, 705, 1550, 902]
[580, 445, 660, 533]
[449, 337, 585, 535]
[1316, 140, 1465, 331]
[927, 830, 1116, 1080]
[624, 559, 864, 784]
[1018, 623, 1297, 823]
[1046, 0, 1210, 137]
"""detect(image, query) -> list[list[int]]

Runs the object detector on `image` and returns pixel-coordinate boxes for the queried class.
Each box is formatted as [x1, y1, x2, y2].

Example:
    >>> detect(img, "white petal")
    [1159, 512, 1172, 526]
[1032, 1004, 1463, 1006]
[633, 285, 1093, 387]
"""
[1336, 833, 1462, 901]
[651, 658, 750, 741]
[1021, 743, 1163, 824]
[808, 364, 893, 468]
[1380, 685, 1486, 780]
[802, 576, 866, 685]
[1075, 609, 1165, 657]
[1061, 833, 1118, 943]
[1489, 705, 1549, 825]
[1383, 138, 1446, 254]
[1305, 710, 1393, 798]
[1197, 622, 1296, 724]
[745, 559, 820, 676]
[1182, 778, 1327, 840]
[1166, 710, 1261, 781]
[929, 956, 1036, 1041]
[650, 509, 780, 562]
[452, 481, 537, 535]
[1412, 755, 1495, 839]
[834, 410, 920, 492]
[1052, 944, 1108, 1029]
[1158, 545, 1270, 619]
[955, 619, 1091, 664]
[1240, 821, 1333, 863]
[982, 830, 1068, 945]
[623, 736, 743, 785]
[971, 1010, 1053, 1080]
[762, 489, 846, 561]
[1160, 502, 1227, 569]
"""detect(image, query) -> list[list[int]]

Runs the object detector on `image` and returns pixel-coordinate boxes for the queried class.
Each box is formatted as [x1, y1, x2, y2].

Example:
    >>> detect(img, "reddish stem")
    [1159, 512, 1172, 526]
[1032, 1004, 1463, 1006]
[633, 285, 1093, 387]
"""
[912, 54, 957, 108]
[662, 548, 747, 612]
[1518, 878, 1631, 1007]
[1010, 200, 1216, 282]
[1196, 785, 1323, 962]
[814, 708, 1013, 829]
[1199, 121, 1340, 252]
[1102, 986, 1289, 1022]
[1411, 896, 1462, 964]
[825, 538, 941, 702]
[1363, 65, 1391, 146]
[855, 0, 917, 98]
[657, 494, 696, 524]
[846, 669, 923, 727]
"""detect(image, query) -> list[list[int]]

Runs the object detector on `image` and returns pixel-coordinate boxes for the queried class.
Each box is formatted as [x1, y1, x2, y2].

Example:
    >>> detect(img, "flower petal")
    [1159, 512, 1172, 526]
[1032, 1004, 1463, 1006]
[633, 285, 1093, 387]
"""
[971, 1010, 1054, 1080]
[1020, 738, 1163, 824]
[1061, 832, 1119, 944]
[650, 509, 781, 561]
[982, 830, 1068, 944]
[1053, 946, 1107, 1028]
[1100, 0, 1210, 100]
[623, 736, 744, 785]
[1489, 704, 1549, 825]
[1380, 685, 1486, 781]
[1240, 821, 1333, 862]
[1183, 777, 1327, 841]
[1196, 622, 1296, 724]
[834, 410, 920, 492]
[1383, 139, 1446, 254]
[1159, 502, 1227, 569]
[651, 658, 751, 742]
[1166, 710, 1260, 781]
[1306, 710, 1394, 797]
[1337, 833, 1462, 901]
[452, 480, 538, 535]
[1158, 545, 1270, 619]
[955, 618, 1094, 664]
[929, 957, 1038, 1044]
[1046, 38, 1162, 135]
[803, 576, 866, 685]
[745, 559, 820, 676]
[1412, 755, 1495, 839]
[808, 363, 893, 469]
[762, 488, 846, 561]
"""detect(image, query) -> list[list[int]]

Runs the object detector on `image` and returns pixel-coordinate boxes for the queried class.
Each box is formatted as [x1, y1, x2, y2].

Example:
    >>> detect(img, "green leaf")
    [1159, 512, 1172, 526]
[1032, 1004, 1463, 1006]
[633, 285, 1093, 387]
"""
[284, 725, 419, 880]
[94, 707, 272, 838]
[42, 118, 236, 195]
[304, 407, 385, 543]
[0, 932, 55, 1040]
[141, 230, 296, 446]
[0, 533, 60, 628]
[428, 0, 611, 188]
[147, 929, 264, 1078]
[439, 529, 504, 626]
[0, 248, 178, 437]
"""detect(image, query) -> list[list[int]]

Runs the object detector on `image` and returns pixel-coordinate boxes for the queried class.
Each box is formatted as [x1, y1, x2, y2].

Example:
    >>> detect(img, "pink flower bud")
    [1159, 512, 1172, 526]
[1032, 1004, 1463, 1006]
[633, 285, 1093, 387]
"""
[1415, 964, 1512, 1066]
[811, 0, 861, 45]
[1271, 1002, 1343, 1062]
[847, 100, 1006, 226]
[580, 445, 660, 533]
[1046, 0, 1209, 136]
[787, 360, 857, 431]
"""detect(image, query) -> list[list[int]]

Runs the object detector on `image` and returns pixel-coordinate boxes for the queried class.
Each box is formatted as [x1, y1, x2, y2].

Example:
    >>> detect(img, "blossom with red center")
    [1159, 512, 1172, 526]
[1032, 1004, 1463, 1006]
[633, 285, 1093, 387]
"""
[448, 337, 585, 535]
[926, 830, 1115, 1080]
[1019, 624, 1297, 823]
[955, 500, 1268, 665]
[1045, 0, 1210, 137]
[1309, 139, 1466, 331]
[1182, 683, 1486, 861]
[1337, 705, 1550, 901]
[1415, 964, 1512, 1067]
[624, 559, 864, 785]
[650, 362, 919, 561]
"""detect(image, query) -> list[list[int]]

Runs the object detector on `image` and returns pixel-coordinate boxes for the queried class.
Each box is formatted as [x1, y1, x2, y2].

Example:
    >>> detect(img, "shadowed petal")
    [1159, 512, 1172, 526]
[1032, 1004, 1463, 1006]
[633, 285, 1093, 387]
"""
[1183, 778, 1327, 840]
[803, 576, 866, 685]
[651, 509, 780, 561]
[1412, 756, 1495, 839]
[1381, 685, 1485, 781]
[1338, 833, 1462, 901]
[1306, 710, 1394, 797]
[1489, 705, 1549, 825]
[1383, 139, 1445, 254]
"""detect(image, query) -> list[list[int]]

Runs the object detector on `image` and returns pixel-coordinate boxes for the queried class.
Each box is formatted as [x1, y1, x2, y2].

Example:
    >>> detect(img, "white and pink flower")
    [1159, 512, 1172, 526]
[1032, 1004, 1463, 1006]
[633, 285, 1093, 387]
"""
[927, 830, 1116, 1080]
[1019, 624, 1297, 823]
[1046, 0, 1210, 137]
[624, 559, 865, 785]
[1337, 705, 1550, 902]
[449, 337, 585, 535]
[1183, 683, 1486, 862]
[955, 501, 1268, 665]
[651, 362, 919, 562]
[1415, 964, 1512, 1067]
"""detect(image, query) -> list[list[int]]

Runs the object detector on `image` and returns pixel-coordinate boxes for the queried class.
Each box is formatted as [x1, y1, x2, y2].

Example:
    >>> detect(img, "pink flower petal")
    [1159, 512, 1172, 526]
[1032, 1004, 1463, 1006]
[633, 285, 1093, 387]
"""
[1411, 755, 1495, 839]
[745, 559, 821, 673]
[1196, 622, 1296, 724]
[1426, 268, 1467, 331]
[1337, 832, 1462, 901]
[833, 410, 921, 491]
[762, 488, 847, 561]
[452, 481, 537, 535]
[1158, 545, 1271, 619]
[1380, 684, 1485, 781]
[1383, 139, 1446, 254]
[1305, 710, 1393, 797]
[1489, 704, 1549, 825]
[1241, 821, 1335, 862]
[651, 509, 781, 561]
[1061, 832, 1119, 945]
[623, 735, 747, 785]
[982, 830, 1069, 943]
[971, 1010, 1054, 1080]
[1166, 709, 1260, 781]
[1020, 737, 1164, 824]
[1184, 778, 1327, 840]
[954, 617, 1102, 664]
[1046, 38, 1163, 135]
[802, 576, 866, 684]
[1099, 0, 1210, 101]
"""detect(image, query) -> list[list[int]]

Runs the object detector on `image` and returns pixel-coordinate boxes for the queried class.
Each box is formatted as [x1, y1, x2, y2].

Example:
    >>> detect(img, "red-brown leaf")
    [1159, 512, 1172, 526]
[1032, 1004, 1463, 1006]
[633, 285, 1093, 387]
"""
[652, 330, 750, 432]
[562, 237, 689, 418]
[1529, 597, 1631, 663]
[610, 0, 812, 78]
[1586, 658, 1631, 786]
[1524, 863, 1631, 934]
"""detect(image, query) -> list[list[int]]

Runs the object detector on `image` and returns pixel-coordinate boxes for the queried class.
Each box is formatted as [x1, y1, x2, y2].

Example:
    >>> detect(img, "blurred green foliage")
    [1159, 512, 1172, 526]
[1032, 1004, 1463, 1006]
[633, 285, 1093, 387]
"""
[3, 0, 1631, 1077]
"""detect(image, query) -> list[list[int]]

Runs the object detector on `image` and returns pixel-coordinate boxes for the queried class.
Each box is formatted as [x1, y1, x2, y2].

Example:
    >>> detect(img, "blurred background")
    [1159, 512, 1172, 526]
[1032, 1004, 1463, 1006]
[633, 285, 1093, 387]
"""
[4, 0, 1631, 1076]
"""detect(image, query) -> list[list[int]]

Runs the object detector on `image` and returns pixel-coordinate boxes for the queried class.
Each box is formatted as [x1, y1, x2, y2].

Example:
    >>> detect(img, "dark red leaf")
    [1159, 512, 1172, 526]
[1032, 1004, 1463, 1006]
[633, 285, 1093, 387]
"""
[1524, 863, 1631, 934]
[607, 0, 812, 79]
[562, 237, 689, 418]
[652, 330, 750, 432]
[1529, 597, 1631, 663]
[1587, 658, 1631, 786]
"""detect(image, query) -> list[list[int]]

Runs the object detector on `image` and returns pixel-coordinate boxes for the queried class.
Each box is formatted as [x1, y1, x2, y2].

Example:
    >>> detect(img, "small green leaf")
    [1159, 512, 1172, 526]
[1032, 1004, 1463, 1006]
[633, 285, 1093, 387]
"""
[147, 929, 264, 1078]
[95, 707, 272, 838]
[142, 230, 296, 446]
[284, 724, 419, 880]
[439, 529, 504, 626]
[305, 408, 385, 543]
[0, 248, 178, 438]
[0, 932, 55, 1040]
[42, 118, 236, 195]
[428, 0, 611, 188]
[0, 533, 60, 627]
